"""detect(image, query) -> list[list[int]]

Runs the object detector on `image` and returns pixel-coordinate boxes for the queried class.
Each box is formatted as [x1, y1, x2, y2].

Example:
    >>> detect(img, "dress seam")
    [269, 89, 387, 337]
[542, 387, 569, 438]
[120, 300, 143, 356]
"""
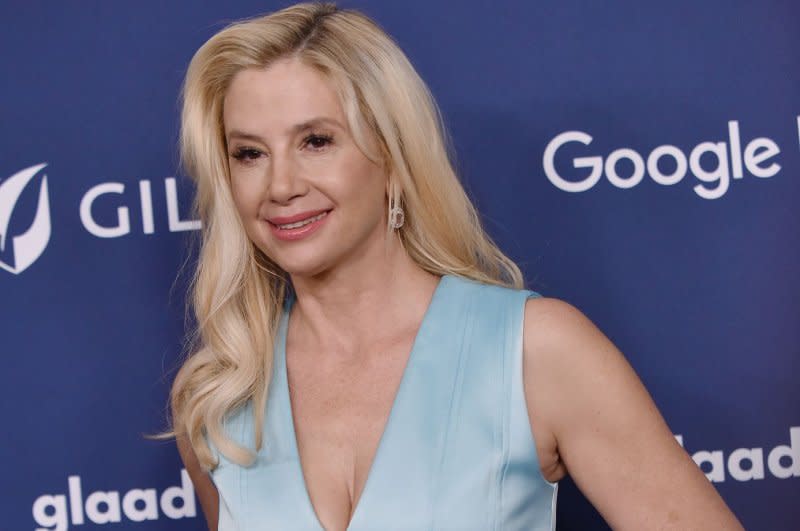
[496, 295, 516, 531]
[432, 287, 473, 530]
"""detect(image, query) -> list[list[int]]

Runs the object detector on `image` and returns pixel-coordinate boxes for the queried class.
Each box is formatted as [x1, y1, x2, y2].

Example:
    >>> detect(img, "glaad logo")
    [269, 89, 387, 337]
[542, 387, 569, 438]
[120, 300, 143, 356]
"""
[543, 120, 783, 199]
[676, 426, 799, 482]
[32, 469, 196, 530]
[0, 163, 51, 274]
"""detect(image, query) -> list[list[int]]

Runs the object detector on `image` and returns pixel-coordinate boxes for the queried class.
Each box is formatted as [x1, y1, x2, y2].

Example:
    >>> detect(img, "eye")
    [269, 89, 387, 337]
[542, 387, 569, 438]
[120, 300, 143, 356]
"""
[303, 133, 333, 151]
[230, 147, 263, 164]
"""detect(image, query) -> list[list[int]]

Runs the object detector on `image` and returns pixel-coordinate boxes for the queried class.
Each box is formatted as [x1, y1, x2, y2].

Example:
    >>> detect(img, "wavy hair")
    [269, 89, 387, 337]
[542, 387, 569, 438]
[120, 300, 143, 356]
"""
[169, 1, 524, 471]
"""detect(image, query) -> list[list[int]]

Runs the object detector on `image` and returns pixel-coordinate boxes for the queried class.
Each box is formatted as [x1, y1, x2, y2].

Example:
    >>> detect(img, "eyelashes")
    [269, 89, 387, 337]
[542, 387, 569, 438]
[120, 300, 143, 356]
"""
[230, 147, 262, 162]
[230, 133, 334, 164]
[304, 133, 333, 150]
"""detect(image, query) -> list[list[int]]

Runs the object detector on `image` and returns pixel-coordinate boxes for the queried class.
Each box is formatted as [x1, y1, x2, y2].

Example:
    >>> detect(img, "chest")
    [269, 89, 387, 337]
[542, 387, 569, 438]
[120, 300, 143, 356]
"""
[210, 280, 558, 530]
[286, 341, 413, 531]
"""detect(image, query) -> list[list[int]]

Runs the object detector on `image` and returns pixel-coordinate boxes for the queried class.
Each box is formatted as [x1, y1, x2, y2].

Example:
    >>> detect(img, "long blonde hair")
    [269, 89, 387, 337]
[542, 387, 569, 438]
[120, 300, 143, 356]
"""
[170, 1, 524, 471]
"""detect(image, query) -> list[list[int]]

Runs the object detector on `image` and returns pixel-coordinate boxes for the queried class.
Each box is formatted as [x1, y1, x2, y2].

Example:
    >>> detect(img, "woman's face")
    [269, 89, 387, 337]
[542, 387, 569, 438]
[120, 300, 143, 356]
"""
[223, 58, 389, 278]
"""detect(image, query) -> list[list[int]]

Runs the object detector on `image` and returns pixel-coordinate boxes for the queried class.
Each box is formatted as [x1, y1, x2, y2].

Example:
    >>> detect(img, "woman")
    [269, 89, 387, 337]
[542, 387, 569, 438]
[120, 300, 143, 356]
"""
[169, 3, 743, 530]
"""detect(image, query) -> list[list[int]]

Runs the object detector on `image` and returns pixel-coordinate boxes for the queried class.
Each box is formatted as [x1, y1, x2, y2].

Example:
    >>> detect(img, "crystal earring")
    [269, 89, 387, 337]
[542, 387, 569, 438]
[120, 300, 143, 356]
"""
[389, 204, 405, 229]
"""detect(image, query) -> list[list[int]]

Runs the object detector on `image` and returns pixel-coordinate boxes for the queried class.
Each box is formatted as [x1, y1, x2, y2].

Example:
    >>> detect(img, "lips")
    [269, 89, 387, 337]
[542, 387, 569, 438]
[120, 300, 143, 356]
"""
[265, 208, 332, 241]
[274, 211, 328, 229]
[266, 208, 331, 227]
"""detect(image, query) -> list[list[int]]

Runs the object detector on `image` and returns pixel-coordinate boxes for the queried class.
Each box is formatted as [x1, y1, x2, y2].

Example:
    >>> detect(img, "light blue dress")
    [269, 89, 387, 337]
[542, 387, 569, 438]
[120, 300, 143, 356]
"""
[209, 274, 558, 530]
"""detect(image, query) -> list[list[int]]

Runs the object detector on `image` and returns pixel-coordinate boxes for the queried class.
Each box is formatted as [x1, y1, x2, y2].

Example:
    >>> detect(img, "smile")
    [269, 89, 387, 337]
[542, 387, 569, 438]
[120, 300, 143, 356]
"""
[266, 209, 332, 241]
[274, 211, 328, 229]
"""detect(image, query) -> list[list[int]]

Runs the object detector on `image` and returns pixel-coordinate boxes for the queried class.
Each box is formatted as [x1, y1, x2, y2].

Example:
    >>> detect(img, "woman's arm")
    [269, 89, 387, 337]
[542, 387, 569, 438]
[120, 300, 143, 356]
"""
[522, 297, 744, 530]
[174, 429, 220, 530]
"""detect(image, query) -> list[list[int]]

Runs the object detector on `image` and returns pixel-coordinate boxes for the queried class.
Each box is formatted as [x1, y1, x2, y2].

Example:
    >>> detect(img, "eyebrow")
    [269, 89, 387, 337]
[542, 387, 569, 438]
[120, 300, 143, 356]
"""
[226, 117, 344, 143]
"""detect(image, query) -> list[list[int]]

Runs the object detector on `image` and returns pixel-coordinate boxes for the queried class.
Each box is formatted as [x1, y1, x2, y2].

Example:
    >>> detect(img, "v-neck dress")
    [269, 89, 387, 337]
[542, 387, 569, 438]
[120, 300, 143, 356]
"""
[208, 275, 558, 530]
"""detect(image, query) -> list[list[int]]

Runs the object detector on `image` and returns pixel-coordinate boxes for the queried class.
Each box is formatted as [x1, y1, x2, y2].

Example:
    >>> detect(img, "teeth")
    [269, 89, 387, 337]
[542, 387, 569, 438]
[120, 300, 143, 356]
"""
[276, 211, 327, 229]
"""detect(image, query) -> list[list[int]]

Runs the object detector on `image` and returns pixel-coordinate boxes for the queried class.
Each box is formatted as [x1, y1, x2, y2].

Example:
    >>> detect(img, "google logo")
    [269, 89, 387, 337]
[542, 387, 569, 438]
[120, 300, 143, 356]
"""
[542, 120, 781, 199]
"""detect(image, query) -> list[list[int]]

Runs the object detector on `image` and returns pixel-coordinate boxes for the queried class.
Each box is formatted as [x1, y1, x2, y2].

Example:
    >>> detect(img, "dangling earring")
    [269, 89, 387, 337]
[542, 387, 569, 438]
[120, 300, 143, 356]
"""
[387, 180, 404, 229]
[389, 201, 405, 229]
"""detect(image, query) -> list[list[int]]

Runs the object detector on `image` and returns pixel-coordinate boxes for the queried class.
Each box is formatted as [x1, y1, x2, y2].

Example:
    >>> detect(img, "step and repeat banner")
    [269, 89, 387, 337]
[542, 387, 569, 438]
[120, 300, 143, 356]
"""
[2, 1, 797, 530]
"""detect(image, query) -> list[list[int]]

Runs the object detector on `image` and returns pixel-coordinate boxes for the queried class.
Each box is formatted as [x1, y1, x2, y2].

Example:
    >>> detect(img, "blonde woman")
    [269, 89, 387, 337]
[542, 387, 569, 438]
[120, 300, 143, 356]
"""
[169, 3, 743, 530]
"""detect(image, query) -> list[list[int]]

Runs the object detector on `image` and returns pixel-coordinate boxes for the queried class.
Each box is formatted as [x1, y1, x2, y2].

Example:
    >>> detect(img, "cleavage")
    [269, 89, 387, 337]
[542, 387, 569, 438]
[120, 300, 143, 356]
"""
[286, 341, 412, 530]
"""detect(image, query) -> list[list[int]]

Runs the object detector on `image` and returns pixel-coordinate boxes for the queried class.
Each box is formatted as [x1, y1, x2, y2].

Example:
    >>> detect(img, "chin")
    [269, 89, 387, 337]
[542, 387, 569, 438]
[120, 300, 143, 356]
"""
[266, 248, 335, 280]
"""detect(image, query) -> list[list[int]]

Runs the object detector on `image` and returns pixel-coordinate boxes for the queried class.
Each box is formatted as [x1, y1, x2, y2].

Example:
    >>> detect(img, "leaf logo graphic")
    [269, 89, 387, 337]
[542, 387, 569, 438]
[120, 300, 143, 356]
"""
[0, 163, 51, 274]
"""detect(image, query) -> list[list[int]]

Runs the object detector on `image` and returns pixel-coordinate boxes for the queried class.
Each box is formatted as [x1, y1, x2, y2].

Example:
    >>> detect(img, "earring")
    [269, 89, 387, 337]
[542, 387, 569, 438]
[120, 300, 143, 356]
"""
[389, 204, 405, 229]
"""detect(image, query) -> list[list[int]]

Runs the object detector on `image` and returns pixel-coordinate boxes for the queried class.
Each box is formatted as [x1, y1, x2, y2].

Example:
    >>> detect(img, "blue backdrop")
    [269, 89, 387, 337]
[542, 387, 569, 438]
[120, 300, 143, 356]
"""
[2, 1, 797, 529]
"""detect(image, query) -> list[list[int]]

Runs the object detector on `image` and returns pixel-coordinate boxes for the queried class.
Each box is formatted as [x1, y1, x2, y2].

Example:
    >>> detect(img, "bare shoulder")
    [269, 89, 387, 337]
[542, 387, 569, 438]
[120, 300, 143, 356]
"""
[522, 296, 601, 349]
[521, 297, 630, 397]
[521, 296, 744, 530]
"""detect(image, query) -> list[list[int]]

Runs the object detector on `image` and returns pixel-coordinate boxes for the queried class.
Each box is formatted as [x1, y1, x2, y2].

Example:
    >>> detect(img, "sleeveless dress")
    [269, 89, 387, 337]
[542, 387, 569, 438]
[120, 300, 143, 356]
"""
[209, 274, 559, 530]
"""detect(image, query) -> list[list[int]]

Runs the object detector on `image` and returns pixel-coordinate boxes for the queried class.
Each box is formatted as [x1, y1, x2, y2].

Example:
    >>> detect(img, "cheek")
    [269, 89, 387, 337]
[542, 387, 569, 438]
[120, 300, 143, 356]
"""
[338, 158, 387, 216]
[228, 180, 268, 248]
[229, 178, 260, 218]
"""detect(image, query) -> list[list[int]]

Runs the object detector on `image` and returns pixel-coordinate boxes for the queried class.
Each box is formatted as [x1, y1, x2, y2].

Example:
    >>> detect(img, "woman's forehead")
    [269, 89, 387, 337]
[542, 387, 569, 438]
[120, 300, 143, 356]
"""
[223, 58, 347, 135]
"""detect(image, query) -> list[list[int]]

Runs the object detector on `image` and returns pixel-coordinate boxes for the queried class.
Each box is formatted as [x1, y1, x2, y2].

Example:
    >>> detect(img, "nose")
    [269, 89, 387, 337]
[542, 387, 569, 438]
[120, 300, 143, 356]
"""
[268, 152, 307, 205]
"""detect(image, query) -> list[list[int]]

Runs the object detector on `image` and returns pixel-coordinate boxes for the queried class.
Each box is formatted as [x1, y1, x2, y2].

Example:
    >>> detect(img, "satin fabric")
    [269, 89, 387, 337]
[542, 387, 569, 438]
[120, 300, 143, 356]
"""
[209, 275, 558, 530]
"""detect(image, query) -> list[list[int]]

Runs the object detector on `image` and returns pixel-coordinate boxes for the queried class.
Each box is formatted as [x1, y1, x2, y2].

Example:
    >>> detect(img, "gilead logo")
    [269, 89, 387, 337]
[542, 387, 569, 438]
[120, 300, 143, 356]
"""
[0, 163, 201, 275]
[543, 120, 781, 199]
[0, 163, 51, 274]
[32, 469, 196, 530]
[79, 178, 200, 238]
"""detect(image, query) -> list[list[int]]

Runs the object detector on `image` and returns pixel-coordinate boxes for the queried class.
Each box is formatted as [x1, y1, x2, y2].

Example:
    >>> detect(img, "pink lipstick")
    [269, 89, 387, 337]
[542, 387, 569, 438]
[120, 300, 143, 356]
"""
[266, 209, 331, 241]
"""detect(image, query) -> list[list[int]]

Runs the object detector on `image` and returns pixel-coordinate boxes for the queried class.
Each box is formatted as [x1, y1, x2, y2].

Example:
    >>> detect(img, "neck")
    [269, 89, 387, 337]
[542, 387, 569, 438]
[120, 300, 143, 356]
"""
[287, 236, 439, 356]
